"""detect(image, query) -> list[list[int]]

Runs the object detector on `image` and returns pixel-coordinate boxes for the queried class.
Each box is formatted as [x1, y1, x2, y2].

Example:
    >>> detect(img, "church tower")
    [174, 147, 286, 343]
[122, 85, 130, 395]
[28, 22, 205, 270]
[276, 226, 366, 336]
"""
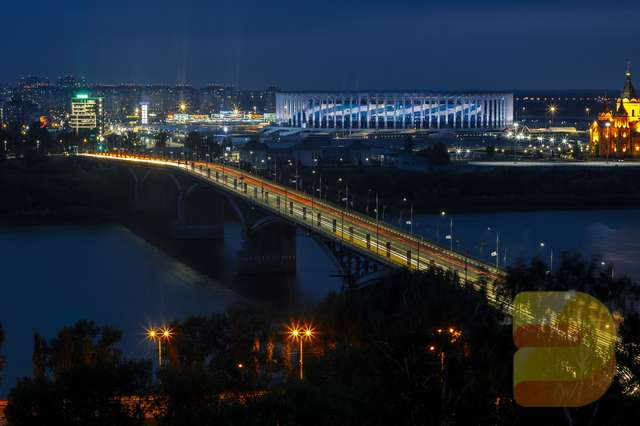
[589, 65, 640, 158]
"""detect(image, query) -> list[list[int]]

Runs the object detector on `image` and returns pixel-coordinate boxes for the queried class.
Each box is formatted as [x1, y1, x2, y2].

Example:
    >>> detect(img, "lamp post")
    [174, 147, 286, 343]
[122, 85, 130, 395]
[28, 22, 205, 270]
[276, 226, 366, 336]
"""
[605, 121, 611, 161]
[540, 242, 553, 272]
[601, 260, 614, 279]
[547, 104, 557, 128]
[486, 227, 505, 268]
[441, 211, 453, 250]
[146, 326, 173, 368]
[288, 323, 315, 380]
[513, 122, 519, 162]
[338, 177, 348, 210]
[402, 197, 414, 237]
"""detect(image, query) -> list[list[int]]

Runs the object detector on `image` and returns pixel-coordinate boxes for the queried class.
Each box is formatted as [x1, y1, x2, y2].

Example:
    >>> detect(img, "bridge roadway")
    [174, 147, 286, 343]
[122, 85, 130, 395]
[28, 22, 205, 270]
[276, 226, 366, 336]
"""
[83, 153, 504, 284]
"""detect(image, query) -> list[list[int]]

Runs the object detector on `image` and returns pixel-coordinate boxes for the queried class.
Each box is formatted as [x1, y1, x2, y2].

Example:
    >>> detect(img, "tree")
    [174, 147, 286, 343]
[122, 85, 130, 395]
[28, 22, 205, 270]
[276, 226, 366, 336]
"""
[155, 131, 170, 149]
[486, 145, 496, 159]
[6, 321, 151, 426]
[0, 323, 5, 385]
[417, 142, 450, 168]
[184, 131, 203, 154]
[33, 333, 46, 381]
[430, 142, 450, 165]
[123, 131, 139, 152]
[403, 135, 415, 153]
[205, 135, 222, 158]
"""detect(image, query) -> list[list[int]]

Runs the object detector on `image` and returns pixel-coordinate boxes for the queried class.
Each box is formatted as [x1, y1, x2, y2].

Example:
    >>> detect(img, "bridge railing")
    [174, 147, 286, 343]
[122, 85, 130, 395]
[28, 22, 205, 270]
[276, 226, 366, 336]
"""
[193, 155, 500, 275]
[87, 151, 502, 278]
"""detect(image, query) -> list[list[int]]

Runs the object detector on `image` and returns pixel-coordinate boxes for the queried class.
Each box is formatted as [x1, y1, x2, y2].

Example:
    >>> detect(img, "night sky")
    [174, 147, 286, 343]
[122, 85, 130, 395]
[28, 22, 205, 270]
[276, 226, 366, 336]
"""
[2, 0, 640, 90]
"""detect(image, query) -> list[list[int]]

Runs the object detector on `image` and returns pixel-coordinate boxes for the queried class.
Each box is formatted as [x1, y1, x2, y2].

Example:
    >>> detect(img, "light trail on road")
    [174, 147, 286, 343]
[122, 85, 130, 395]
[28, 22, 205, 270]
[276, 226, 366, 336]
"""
[83, 152, 504, 285]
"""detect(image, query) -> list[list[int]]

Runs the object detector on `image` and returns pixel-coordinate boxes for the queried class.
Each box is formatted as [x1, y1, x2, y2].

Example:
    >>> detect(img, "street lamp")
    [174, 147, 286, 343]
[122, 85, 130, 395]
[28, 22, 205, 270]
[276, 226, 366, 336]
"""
[402, 197, 414, 237]
[146, 326, 173, 367]
[547, 104, 557, 127]
[287, 322, 315, 380]
[489, 229, 499, 268]
[441, 211, 453, 250]
[512, 122, 519, 161]
[539, 242, 553, 271]
[605, 121, 611, 161]
[601, 260, 615, 279]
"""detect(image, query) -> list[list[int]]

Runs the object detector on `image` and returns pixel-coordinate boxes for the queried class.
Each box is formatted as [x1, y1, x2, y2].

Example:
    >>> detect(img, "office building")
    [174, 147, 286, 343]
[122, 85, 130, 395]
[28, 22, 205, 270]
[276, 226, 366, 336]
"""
[69, 91, 104, 136]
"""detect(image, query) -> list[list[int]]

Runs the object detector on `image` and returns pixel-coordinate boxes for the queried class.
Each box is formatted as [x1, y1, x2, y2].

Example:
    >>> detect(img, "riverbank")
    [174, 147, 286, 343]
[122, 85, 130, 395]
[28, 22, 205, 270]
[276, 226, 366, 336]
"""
[0, 155, 131, 226]
[290, 163, 640, 215]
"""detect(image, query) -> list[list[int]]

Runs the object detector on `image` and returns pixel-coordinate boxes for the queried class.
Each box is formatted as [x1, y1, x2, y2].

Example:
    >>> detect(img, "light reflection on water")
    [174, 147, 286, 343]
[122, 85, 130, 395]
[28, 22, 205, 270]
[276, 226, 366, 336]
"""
[0, 209, 638, 396]
[412, 209, 640, 280]
[0, 223, 343, 396]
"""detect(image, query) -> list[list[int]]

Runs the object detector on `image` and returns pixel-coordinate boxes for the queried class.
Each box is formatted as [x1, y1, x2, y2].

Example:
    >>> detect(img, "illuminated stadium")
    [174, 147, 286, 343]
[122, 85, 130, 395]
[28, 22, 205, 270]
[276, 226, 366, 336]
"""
[276, 92, 513, 130]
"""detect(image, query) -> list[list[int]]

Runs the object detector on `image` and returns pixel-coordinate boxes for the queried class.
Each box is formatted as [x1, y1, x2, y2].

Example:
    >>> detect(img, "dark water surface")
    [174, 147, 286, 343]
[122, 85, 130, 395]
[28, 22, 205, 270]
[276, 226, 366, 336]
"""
[0, 209, 638, 396]
[0, 223, 343, 396]
[412, 209, 640, 280]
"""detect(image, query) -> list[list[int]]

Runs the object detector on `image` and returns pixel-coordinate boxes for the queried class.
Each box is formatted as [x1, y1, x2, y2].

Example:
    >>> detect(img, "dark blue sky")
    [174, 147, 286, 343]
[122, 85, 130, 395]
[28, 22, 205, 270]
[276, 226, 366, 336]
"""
[2, 0, 640, 90]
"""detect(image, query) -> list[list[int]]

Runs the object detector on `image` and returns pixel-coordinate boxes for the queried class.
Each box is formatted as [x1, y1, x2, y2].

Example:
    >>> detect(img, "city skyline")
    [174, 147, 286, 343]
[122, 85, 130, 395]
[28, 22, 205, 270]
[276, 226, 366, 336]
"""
[3, 0, 640, 90]
[0, 74, 625, 93]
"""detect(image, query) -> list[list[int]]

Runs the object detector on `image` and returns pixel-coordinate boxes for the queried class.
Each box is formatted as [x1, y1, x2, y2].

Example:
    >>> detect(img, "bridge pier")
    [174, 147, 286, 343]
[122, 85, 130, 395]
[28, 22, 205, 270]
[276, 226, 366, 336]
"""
[172, 182, 225, 240]
[129, 166, 224, 239]
[238, 220, 297, 274]
[319, 240, 387, 287]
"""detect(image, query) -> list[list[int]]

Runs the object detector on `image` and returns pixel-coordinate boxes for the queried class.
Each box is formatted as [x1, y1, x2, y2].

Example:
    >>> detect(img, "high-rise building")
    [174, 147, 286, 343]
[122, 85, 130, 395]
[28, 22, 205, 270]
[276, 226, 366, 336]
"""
[263, 86, 280, 114]
[200, 84, 226, 114]
[238, 90, 265, 113]
[140, 102, 149, 125]
[69, 91, 103, 136]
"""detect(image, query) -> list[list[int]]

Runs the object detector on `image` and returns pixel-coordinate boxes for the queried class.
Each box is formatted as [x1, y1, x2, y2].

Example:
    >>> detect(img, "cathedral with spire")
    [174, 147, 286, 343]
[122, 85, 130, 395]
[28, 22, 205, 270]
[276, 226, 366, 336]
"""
[589, 64, 640, 158]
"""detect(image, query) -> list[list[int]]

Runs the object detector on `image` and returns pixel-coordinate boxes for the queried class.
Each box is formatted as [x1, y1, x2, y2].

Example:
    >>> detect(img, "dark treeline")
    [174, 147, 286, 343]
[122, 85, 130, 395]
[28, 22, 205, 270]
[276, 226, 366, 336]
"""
[0, 122, 88, 158]
[0, 155, 131, 225]
[4, 255, 640, 425]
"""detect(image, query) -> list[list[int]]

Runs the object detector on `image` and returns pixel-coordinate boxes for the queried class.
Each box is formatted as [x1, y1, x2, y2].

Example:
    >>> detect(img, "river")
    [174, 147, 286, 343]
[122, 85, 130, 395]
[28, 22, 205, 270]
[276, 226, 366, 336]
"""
[0, 208, 638, 396]
[0, 223, 343, 396]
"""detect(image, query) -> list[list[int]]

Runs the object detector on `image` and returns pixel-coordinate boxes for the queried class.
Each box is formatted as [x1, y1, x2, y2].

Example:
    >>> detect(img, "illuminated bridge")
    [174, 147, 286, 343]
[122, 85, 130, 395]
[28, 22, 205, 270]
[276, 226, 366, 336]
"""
[276, 91, 513, 130]
[82, 153, 503, 286]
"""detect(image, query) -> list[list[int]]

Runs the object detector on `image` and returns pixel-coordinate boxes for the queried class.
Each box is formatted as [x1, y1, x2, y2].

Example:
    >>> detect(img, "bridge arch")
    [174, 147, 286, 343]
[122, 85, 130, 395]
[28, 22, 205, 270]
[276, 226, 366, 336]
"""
[247, 215, 290, 235]
[182, 182, 226, 228]
[223, 194, 247, 227]
[137, 169, 183, 222]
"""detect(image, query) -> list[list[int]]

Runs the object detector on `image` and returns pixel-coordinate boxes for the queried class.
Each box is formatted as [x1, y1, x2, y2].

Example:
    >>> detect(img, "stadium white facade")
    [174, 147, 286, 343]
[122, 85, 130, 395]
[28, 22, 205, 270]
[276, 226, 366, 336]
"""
[276, 92, 513, 130]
